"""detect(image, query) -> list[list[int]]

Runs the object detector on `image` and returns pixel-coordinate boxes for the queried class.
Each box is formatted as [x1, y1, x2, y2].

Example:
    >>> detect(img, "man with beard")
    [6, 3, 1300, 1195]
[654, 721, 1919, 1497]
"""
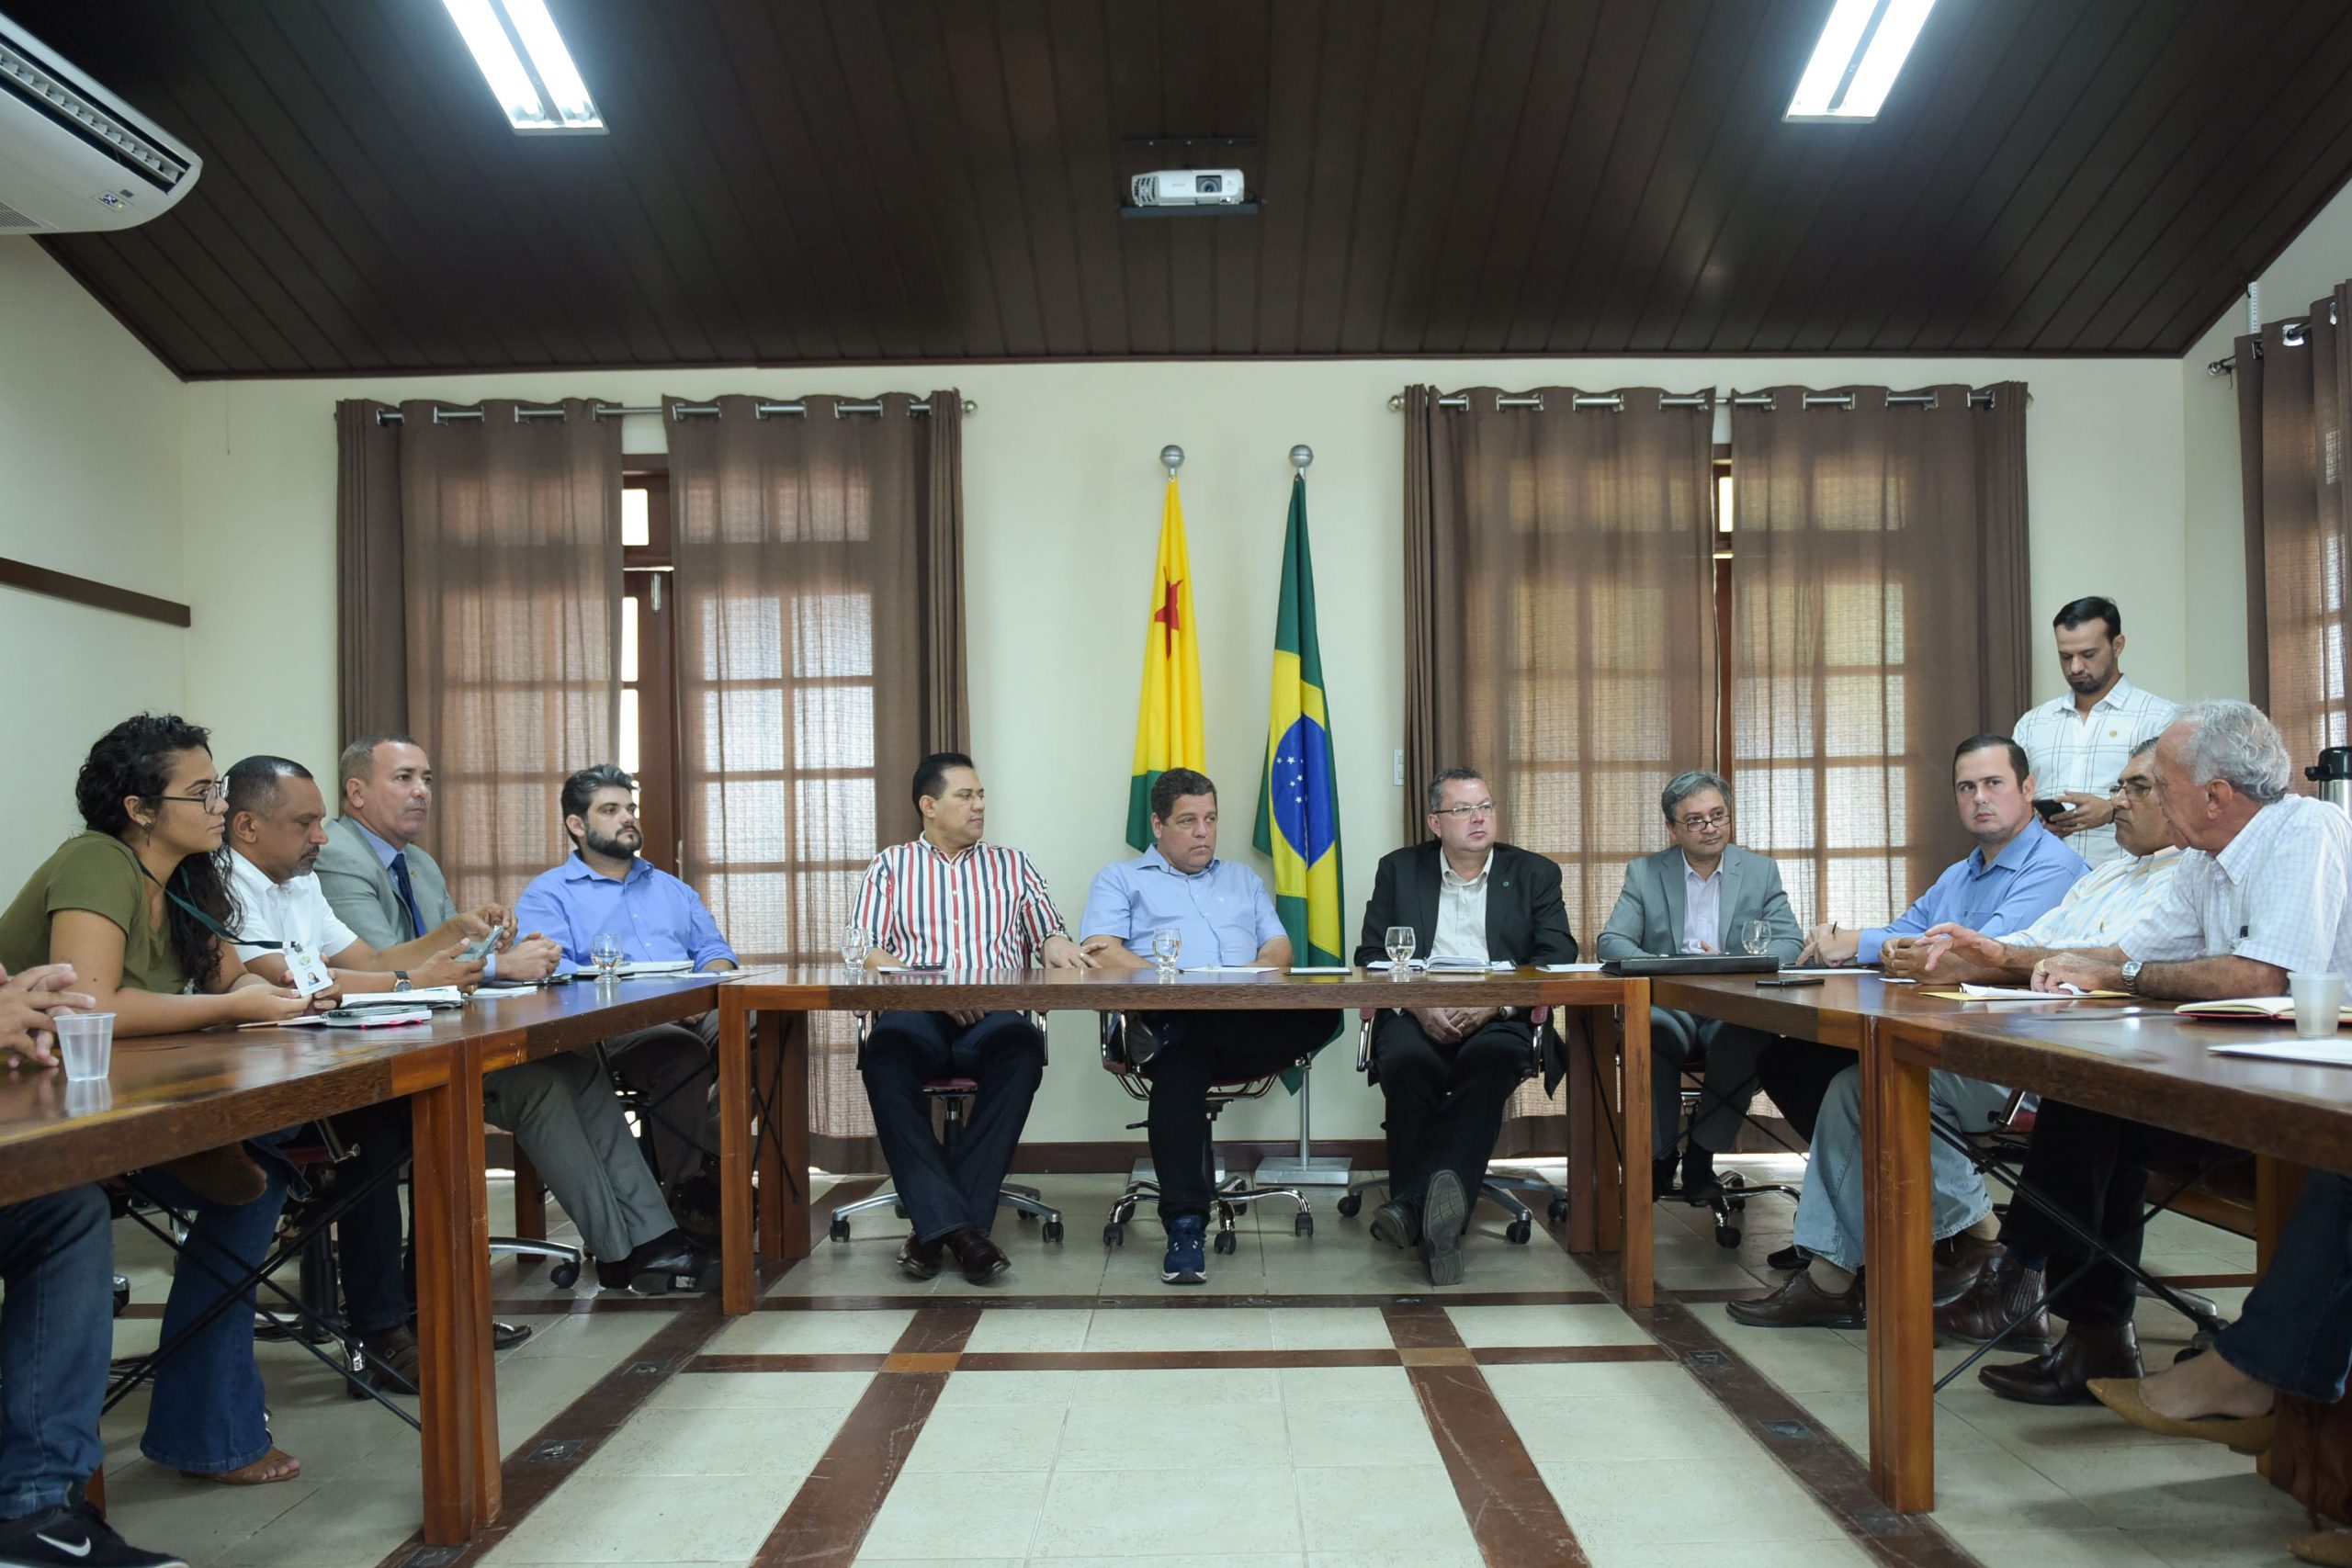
[515, 765, 734, 1234]
[2012, 597, 2177, 867]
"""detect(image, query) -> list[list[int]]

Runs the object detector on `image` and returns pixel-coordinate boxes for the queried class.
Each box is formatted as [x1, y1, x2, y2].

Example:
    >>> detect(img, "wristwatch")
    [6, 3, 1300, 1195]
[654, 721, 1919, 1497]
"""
[392, 971, 413, 992]
[2120, 959, 2144, 995]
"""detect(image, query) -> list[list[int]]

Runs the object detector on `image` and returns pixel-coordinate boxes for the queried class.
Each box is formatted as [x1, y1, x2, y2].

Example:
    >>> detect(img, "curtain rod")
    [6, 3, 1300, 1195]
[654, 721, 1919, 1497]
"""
[374, 397, 977, 424]
[2209, 299, 2336, 376]
[1386, 388, 1998, 412]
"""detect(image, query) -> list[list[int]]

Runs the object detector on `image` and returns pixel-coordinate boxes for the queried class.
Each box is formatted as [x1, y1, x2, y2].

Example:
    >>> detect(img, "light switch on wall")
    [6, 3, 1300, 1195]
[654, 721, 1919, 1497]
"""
[1394, 749, 1404, 786]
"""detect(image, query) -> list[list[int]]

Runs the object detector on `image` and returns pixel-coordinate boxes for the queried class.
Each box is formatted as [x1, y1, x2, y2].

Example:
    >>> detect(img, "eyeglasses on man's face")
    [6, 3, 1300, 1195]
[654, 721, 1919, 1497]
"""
[2112, 777, 2155, 800]
[1434, 801, 1497, 820]
[1676, 808, 1729, 831]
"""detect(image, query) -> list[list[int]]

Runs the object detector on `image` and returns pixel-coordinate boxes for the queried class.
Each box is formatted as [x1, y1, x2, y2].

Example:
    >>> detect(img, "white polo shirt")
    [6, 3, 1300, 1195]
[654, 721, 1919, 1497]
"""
[228, 850, 361, 964]
[2124, 795, 2352, 974]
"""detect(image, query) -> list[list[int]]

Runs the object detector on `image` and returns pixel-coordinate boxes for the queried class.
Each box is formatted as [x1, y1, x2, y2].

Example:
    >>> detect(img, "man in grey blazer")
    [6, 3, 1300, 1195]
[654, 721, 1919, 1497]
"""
[315, 733, 709, 1294]
[1596, 770, 1802, 1200]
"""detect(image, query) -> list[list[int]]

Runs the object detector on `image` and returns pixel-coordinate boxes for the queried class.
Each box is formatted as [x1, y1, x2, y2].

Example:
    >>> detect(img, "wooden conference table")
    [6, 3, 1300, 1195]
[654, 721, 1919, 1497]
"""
[0, 975, 723, 1547]
[1656, 972, 2352, 1515]
[714, 965, 1657, 1314]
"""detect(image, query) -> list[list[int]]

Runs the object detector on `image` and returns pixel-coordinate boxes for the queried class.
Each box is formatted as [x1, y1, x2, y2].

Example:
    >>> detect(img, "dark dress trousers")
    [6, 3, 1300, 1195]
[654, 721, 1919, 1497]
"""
[1353, 840, 1577, 1208]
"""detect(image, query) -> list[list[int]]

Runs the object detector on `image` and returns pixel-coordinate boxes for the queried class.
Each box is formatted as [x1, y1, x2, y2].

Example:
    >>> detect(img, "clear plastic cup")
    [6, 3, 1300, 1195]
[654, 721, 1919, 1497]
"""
[2289, 972, 2346, 1039]
[53, 1011, 115, 1081]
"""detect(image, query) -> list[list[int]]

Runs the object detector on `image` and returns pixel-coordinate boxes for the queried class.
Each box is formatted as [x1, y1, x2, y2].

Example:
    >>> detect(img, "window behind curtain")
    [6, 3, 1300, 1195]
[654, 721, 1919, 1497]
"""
[1728, 386, 2032, 926]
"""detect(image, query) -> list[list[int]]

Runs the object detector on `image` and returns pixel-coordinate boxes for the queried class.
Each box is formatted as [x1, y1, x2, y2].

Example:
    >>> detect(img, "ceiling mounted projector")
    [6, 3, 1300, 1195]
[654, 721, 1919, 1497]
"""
[0, 13, 200, 233]
[1130, 168, 1245, 207]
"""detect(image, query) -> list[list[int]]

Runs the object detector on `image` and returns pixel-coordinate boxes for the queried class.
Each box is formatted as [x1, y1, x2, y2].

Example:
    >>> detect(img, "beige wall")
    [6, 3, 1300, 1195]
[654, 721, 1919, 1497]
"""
[175, 354, 2185, 1141]
[2178, 175, 2352, 704]
[0, 239, 188, 894]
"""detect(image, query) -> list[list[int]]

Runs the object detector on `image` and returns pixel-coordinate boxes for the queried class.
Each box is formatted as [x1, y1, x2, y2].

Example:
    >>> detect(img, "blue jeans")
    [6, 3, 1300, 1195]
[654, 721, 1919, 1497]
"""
[2218, 1171, 2352, 1402]
[0, 1187, 113, 1517]
[135, 1159, 289, 1474]
[1793, 1066, 2011, 1270]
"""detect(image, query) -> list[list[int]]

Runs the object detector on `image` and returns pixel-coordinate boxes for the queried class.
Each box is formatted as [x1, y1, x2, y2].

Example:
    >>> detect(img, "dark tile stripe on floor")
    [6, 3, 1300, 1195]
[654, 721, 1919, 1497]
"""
[748, 1303, 983, 1568]
[1382, 1302, 1590, 1568]
[1565, 1237, 1984, 1568]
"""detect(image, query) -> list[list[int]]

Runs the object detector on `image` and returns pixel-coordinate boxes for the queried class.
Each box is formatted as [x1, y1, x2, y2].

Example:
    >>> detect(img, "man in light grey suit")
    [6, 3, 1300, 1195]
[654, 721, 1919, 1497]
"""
[315, 733, 709, 1294]
[1596, 770, 1803, 1200]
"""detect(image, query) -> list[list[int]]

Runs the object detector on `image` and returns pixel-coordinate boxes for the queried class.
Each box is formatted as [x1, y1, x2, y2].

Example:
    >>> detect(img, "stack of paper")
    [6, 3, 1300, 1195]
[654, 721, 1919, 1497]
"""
[2177, 998, 2351, 1024]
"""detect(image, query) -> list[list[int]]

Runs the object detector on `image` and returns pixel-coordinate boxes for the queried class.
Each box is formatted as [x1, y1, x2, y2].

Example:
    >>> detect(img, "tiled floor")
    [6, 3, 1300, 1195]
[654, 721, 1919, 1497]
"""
[87, 1158, 2322, 1568]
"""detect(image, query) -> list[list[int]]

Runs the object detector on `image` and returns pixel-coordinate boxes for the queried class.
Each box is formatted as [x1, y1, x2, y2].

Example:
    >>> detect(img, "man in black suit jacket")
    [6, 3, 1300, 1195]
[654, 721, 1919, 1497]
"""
[1354, 768, 1577, 1284]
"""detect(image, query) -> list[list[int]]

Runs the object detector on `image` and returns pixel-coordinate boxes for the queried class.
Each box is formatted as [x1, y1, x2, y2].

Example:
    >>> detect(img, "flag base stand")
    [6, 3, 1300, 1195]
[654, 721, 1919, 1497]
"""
[1255, 1055, 1353, 1187]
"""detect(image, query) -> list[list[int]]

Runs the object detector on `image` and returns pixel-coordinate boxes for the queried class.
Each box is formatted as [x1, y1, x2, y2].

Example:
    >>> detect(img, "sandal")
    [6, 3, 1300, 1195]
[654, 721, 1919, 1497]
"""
[181, 1447, 300, 1484]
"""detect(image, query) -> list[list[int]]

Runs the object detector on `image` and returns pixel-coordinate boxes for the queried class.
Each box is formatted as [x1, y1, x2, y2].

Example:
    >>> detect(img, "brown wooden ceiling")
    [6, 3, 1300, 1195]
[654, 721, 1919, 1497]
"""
[17, 0, 2352, 377]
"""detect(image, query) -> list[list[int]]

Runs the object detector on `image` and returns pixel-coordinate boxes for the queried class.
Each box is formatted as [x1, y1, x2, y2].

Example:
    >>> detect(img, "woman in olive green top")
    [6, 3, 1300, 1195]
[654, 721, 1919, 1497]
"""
[0, 716, 315, 1485]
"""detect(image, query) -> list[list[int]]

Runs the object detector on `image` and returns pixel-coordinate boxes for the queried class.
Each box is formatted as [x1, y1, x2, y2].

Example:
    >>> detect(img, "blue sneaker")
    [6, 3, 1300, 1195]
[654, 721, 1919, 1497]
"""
[1161, 1213, 1208, 1285]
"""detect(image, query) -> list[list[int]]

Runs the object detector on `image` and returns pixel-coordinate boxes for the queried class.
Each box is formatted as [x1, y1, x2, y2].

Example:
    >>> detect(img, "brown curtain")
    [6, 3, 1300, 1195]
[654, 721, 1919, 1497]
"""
[2238, 285, 2351, 773]
[1728, 385, 2031, 933]
[334, 400, 408, 740]
[1404, 384, 1717, 1142]
[333, 400, 621, 906]
[667, 391, 967, 1173]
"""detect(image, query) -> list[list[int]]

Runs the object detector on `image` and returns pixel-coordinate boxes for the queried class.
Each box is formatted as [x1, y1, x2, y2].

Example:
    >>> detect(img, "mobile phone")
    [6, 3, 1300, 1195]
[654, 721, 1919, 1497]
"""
[458, 923, 505, 961]
[2032, 798, 2067, 820]
[1755, 976, 1826, 988]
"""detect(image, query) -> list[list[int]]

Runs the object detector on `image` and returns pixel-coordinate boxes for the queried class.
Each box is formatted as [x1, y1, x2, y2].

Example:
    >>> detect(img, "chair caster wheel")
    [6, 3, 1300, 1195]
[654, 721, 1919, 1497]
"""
[829, 1217, 851, 1242]
[548, 1260, 580, 1289]
[1043, 1220, 1064, 1244]
[1715, 1226, 1742, 1249]
[1336, 1193, 1362, 1217]
[1103, 1224, 1124, 1247]
[1547, 1198, 1570, 1223]
[1294, 1213, 1314, 1237]
[1213, 1230, 1238, 1255]
[1506, 1219, 1532, 1245]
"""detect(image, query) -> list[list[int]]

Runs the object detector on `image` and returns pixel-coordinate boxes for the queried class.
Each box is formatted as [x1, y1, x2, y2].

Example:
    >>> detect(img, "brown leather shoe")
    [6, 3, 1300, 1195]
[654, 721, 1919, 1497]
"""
[358, 1325, 422, 1392]
[897, 1234, 943, 1280]
[944, 1227, 1009, 1284]
[1934, 1255, 2053, 1348]
[1725, 1267, 1865, 1329]
[1978, 1320, 2141, 1404]
[1930, 1232, 2003, 1304]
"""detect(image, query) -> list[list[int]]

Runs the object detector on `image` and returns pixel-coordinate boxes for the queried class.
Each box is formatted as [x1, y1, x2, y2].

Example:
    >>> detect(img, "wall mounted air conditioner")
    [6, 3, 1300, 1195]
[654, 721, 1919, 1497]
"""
[0, 13, 199, 233]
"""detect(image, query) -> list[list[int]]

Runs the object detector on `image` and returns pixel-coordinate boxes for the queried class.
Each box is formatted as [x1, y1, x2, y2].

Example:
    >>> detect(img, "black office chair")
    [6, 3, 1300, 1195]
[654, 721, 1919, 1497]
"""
[1664, 1044, 1804, 1249]
[828, 1012, 1064, 1243]
[1097, 1012, 1316, 1249]
[1334, 1008, 1570, 1246]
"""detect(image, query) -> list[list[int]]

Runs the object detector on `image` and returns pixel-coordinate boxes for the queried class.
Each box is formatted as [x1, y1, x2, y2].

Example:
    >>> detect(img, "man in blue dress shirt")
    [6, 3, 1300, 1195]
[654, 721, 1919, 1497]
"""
[1079, 768, 1340, 1285]
[515, 765, 737, 1234]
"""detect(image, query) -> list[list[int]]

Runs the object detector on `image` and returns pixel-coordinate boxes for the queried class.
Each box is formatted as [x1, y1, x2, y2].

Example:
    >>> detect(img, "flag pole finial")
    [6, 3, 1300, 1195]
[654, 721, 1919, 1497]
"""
[1289, 445, 1314, 472]
[1160, 445, 1184, 478]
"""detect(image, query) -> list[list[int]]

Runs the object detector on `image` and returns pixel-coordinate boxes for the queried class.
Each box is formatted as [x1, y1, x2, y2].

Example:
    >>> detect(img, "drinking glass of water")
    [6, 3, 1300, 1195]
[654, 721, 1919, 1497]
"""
[1150, 926, 1182, 978]
[840, 922, 869, 973]
[1385, 925, 1417, 976]
[1739, 919, 1773, 958]
[591, 931, 624, 983]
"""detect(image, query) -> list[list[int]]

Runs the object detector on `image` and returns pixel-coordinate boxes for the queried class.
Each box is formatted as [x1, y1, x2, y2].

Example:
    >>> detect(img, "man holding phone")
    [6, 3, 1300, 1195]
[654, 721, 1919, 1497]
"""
[2012, 597, 2177, 867]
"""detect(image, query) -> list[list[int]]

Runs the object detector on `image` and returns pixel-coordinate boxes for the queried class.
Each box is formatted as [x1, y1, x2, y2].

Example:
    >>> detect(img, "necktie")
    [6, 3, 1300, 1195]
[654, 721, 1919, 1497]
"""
[388, 852, 425, 941]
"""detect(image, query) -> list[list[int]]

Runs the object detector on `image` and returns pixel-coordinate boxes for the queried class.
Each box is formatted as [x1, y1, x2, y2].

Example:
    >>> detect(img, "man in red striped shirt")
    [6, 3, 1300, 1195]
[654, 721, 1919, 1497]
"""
[851, 752, 1092, 1283]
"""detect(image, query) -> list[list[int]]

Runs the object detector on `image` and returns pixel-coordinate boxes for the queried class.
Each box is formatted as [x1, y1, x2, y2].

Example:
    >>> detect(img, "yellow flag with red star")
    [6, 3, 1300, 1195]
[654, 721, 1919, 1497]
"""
[1125, 476, 1205, 850]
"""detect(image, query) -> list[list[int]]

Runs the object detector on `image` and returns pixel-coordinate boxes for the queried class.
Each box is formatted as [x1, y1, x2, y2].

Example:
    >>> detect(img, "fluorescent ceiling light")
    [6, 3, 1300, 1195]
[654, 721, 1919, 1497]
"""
[1786, 0, 1936, 121]
[442, 0, 604, 133]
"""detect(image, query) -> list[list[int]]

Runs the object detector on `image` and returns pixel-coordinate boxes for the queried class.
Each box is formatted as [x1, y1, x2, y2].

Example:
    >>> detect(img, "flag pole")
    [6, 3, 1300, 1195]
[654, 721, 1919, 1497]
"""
[1258, 443, 1352, 1191]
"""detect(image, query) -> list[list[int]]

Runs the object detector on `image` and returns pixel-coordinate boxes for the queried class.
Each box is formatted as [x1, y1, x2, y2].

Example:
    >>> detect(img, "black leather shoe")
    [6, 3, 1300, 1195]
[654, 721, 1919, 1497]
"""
[1680, 1145, 1721, 1197]
[1930, 1232, 2004, 1304]
[492, 1320, 533, 1351]
[1725, 1267, 1865, 1329]
[1979, 1320, 2141, 1405]
[897, 1234, 943, 1280]
[596, 1230, 712, 1294]
[944, 1227, 1010, 1284]
[1652, 1156, 1680, 1201]
[1420, 1170, 1468, 1286]
[1934, 1256, 2053, 1348]
[1368, 1199, 1421, 1250]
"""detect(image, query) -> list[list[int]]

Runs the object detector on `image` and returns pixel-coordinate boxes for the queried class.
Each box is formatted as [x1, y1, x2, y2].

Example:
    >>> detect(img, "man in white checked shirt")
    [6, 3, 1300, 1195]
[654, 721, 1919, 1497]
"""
[850, 752, 1093, 1285]
[2012, 596, 2177, 866]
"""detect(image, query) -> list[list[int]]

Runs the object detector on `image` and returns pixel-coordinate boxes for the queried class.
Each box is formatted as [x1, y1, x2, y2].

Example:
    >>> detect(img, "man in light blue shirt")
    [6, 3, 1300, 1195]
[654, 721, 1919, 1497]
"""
[515, 766, 738, 1224]
[1078, 768, 1340, 1285]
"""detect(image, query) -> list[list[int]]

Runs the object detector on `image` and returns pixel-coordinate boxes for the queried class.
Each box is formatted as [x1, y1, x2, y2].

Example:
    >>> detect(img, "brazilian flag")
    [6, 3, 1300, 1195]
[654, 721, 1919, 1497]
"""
[1253, 473, 1345, 967]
